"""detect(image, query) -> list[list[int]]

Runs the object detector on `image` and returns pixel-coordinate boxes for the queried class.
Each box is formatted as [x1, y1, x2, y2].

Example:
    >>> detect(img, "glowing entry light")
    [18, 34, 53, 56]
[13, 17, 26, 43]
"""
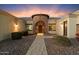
[37, 33, 44, 36]
[14, 24, 18, 32]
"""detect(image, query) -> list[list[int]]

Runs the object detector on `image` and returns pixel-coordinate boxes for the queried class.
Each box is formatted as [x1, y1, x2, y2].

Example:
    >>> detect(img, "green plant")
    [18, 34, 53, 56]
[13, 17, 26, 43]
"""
[55, 36, 71, 46]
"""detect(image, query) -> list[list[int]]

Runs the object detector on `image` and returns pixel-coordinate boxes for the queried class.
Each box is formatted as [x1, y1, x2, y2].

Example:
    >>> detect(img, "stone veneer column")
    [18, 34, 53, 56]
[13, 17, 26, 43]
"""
[32, 14, 49, 34]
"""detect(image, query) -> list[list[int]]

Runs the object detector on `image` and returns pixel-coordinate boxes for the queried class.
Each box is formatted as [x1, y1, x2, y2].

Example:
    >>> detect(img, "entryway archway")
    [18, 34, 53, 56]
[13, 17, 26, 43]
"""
[34, 21, 46, 34]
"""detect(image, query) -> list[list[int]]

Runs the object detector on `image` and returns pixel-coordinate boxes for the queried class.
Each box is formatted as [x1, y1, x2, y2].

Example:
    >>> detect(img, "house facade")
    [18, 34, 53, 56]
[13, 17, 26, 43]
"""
[23, 10, 79, 38]
[22, 14, 58, 35]
[0, 9, 79, 41]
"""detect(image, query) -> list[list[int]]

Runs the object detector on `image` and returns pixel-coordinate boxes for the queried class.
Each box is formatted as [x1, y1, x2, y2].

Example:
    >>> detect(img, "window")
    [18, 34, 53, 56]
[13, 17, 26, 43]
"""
[27, 24, 32, 31]
[49, 25, 52, 31]
[49, 23, 56, 31]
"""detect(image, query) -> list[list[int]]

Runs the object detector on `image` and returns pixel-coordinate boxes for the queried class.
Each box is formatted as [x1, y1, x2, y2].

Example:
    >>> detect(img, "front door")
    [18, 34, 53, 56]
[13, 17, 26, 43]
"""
[34, 21, 46, 34]
[38, 25, 43, 33]
[63, 21, 67, 36]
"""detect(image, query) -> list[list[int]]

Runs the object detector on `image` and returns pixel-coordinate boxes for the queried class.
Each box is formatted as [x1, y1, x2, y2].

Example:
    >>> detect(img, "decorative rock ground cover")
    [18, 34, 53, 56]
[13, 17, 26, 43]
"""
[0, 35, 36, 55]
[0, 34, 79, 55]
[44, 37, 79, 55]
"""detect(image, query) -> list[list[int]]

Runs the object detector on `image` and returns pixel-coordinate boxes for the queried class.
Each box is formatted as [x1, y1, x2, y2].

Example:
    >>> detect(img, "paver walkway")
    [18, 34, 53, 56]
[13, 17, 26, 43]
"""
[26, 34, 47, 55]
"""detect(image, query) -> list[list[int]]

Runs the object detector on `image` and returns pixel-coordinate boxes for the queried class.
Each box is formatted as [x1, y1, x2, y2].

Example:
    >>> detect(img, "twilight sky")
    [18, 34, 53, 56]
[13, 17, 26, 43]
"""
[0, 4, 79, 17]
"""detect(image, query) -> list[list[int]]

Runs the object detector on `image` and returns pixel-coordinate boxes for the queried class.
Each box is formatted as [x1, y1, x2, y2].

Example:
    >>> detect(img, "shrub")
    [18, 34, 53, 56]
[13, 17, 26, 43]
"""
[55, 36, 71, 46]
[11, 32, 22, 40]
[21, 31, 28, 36]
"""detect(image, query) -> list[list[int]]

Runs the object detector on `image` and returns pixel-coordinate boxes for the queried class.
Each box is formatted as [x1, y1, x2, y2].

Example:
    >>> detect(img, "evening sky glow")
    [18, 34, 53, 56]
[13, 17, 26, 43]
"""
[0, 4, 79, 17]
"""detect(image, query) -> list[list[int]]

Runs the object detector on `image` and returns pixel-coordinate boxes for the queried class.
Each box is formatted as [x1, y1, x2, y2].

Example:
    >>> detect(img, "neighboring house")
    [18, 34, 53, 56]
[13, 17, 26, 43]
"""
[0, 9, 79, 41]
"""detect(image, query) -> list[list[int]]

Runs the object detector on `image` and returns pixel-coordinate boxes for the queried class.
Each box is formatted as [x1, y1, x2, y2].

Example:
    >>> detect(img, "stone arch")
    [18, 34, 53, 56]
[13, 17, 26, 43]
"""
[33, 21, 46, 34]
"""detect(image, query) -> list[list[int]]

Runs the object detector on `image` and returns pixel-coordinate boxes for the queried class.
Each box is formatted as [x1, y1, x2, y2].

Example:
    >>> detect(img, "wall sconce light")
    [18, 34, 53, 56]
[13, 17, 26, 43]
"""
[15, 24, 18, 27]
[14, 19, 18, 32]
[14, 24, 18, 32]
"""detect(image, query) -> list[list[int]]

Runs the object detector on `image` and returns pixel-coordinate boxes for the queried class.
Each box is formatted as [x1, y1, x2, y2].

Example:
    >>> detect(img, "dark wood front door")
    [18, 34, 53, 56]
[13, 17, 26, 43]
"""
[63, 21, 67, 36]
[38, 25, 43, 33]
[34, 21, 46, 34]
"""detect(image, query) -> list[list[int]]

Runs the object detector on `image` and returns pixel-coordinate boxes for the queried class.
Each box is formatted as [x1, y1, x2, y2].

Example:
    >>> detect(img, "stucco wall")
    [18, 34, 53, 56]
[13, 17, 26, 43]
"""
[0, 12, 26, 41]
[56, 20, 64, 36]
[67, 15, 76, 38]
[0, 14, 14, 41]
[76, 15, 79, 24]
[56, 15, 77, 38]
[17, 19, 26, 32]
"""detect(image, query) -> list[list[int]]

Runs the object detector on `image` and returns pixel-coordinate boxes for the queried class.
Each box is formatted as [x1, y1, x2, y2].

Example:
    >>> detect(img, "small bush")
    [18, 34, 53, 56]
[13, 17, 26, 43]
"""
[21, 31, 28, 36]
[11, 32, 22, 40]
[55, 36, 71, 46]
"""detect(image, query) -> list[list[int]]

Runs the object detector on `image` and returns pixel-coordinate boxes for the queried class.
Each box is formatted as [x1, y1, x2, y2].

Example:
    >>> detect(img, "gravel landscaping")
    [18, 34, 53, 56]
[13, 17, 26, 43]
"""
[1, 34, 79, 55]
[44, 37, 79, 55]
[0, 35, 36, 55]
